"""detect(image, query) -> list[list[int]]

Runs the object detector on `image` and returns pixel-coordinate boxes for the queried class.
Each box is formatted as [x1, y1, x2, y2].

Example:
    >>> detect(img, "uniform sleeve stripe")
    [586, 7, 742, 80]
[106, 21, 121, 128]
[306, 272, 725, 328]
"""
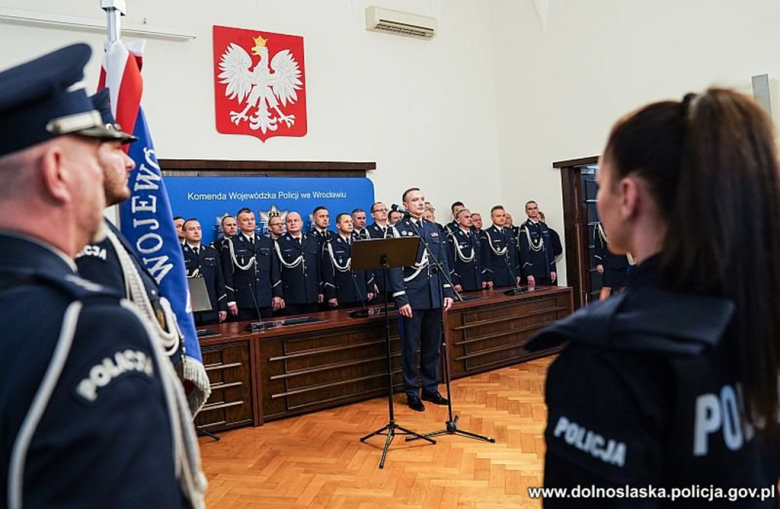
[392, 291, 406, 297]
[9, 301, 83, 509]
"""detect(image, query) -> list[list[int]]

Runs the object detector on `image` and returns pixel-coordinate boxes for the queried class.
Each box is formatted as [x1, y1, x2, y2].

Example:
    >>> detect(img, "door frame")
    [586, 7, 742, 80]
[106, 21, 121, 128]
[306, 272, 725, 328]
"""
[554, 156, 599, 309]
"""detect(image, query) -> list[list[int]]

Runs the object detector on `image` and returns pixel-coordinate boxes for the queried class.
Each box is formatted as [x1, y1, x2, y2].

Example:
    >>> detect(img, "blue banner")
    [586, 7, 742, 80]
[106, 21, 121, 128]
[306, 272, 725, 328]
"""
[165, 176, 375, 245]
[119, 108, 208, 411]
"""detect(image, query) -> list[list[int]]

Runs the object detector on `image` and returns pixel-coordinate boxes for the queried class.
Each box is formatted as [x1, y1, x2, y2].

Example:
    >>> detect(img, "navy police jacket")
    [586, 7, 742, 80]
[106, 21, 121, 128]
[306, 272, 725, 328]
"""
[275, 233, 321, 305]
[321, 235, 374, 304]
[76, 220, 161, 303]
[0, 234, 185, 507]
[389, 217, 454, 310]
[481, 225, 518, 287]
[527, 258, 780, 507]
[518, 219, 556, 279]
[221, 232, 281, 309]
[446, 226, 485, 291]
[182, 242, 227, 319]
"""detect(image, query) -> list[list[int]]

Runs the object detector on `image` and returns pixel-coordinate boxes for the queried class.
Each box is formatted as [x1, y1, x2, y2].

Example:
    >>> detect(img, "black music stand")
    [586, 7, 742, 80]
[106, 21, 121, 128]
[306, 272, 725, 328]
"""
[352, 237, 436, 468]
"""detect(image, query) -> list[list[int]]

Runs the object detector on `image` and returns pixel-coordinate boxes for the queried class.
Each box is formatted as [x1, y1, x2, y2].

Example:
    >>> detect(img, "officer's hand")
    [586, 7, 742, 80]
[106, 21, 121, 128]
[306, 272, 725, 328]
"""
[318, 293, 324, 303]
[443, 297, 453, 312]
[328, 298, 338, 308]
[527, 275, 536, 286]
[487, 281, 494, 289]
[481, 281, 487, 289]
[374, 284, 379, 294]
[597, 264, 604, 274]
[228, 303, 238, 316]
[398, 304, 413, 318]
[454, 284, 462, 293]
[219, 311, 227, 323]
[551, 271, 557, 282]
[516, 276, 522, 286]
[367, 293, 375, 301]
[272, 296, 285, 310]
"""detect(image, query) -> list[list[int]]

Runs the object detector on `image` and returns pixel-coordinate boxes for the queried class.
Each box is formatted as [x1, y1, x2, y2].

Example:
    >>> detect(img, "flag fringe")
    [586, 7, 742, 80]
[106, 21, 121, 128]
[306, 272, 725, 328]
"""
[183, 355, 211, 417]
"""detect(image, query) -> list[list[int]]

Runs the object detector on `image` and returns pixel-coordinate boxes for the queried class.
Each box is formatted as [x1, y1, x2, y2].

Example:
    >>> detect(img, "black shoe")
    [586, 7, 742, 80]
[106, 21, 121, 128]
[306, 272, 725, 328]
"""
[406, 395, 425, 412]
[421, 392, 449, 405]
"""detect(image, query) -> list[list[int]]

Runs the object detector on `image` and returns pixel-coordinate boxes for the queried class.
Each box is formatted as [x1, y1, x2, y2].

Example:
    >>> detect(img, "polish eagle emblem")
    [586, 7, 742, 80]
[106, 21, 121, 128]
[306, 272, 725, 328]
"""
[217, 34, 303, 135]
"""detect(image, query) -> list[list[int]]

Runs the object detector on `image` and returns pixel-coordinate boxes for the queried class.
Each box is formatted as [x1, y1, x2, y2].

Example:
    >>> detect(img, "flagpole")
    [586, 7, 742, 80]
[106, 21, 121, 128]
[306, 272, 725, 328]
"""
[101, 0, 126, 42]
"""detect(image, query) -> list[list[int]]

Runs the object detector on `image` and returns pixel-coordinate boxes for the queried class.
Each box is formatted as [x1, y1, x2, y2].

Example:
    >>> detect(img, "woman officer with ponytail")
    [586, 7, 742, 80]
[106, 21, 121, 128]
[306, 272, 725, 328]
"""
[528, 89, 780, 507]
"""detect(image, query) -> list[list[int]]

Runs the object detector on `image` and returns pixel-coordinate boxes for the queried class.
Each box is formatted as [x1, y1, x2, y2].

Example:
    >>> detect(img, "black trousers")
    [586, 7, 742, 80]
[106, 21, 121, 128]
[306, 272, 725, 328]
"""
[237, 306, 272, 321]
[399, 308, 442, 398]
[285, 303, 319, 316]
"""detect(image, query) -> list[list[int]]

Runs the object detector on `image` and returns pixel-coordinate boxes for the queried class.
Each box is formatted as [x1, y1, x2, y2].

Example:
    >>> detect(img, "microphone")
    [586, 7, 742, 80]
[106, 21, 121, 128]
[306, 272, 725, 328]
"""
[391, 204, 413, 218]
[245, 281, 266, 332]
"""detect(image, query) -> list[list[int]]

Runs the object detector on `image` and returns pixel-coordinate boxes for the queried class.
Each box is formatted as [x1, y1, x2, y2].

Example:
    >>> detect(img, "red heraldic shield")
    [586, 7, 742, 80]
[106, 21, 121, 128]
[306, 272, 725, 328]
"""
[213, 25, 307, 142]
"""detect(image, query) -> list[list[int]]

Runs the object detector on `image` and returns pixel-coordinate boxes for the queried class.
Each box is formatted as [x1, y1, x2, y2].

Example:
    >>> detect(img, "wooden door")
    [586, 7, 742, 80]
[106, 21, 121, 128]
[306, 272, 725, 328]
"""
[554, 156, 600, 309]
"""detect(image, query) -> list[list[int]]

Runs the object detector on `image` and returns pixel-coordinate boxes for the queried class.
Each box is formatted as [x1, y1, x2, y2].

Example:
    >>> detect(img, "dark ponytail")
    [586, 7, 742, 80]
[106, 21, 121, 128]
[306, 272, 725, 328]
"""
[606, 88, 780, 433]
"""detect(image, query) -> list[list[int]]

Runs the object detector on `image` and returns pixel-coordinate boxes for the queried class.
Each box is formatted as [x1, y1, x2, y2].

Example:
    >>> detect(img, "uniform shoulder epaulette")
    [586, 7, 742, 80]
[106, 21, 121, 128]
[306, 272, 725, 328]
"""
[526, 287, 735, 357]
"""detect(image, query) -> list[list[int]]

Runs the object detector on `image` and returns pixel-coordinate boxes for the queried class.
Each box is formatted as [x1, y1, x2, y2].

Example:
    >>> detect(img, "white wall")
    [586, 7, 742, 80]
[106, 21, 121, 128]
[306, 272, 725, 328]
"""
[6, 0, 780, 286]
[0, 0, 501, 221]
[489, 0, 780, 285]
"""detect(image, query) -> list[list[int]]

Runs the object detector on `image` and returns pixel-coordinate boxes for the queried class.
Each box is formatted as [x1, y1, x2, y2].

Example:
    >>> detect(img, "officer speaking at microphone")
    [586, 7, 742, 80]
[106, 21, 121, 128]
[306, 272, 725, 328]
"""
[527, 89, 780, 507]
[0, 44, 204, 508]
[390, 188, 454, 412]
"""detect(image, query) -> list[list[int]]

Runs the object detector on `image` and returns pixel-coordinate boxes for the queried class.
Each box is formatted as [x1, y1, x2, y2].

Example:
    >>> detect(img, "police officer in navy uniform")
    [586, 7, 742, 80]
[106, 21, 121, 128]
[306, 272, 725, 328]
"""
[471, 211, 485, 252]
[311, 206, 338, 247]
[505, 212, 520, 241]
[482, 205, 520, 288]
[518, 200, 557, 286]
[527, 89, 780, 507]
[444, 201, 465, 235]
[222, 207, 282, 320]
[351, 208, 369, 240]
[0, 44, 204, 508]
[366, 202, 395, 300]
[182, 218, 227, 325]
[322, 213, 375, 309]
[217, 214, 238, 250]
[275, 211, 322, 315]
[594, 221, 630, 300]
[446, 208, 486, 292]
[390, 188, 454, 412]
[76, 88, 189, 383]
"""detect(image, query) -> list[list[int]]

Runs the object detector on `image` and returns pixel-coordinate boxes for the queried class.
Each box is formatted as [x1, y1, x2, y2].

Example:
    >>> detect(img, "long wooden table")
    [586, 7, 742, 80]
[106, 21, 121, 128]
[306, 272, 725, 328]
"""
[194, 286, 572, 433]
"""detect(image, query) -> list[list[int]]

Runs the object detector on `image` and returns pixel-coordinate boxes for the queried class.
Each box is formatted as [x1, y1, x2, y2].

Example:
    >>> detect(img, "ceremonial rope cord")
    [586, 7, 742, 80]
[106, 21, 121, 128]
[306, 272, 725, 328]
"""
[227, 237, 256, 271]
[451, 232, 475, 263]
[522, 224, 545, 252]
[106, 228, 180, 355]
[486, 230, 508, 256]
[274, 239, 305, 269]
[326, 242, 352, 272]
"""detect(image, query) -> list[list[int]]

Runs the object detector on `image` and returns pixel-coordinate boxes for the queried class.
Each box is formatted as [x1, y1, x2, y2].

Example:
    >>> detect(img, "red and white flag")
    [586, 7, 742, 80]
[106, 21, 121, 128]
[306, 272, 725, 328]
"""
[99, 40, 211, 415]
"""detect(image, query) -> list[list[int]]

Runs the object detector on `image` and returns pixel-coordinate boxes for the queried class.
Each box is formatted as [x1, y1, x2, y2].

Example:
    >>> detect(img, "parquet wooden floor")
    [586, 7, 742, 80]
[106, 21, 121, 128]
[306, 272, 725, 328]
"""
[200, 357, 552, 508]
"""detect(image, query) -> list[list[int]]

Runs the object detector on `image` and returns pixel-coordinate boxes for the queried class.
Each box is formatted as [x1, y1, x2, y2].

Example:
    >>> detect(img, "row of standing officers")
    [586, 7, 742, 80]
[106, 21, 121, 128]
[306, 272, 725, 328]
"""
[179, 200, 562, 326]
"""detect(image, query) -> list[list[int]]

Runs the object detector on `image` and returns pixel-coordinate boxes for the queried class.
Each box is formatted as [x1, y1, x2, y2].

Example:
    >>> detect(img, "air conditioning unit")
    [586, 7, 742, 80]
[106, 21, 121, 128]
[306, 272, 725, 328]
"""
[365, 6, 437, 40]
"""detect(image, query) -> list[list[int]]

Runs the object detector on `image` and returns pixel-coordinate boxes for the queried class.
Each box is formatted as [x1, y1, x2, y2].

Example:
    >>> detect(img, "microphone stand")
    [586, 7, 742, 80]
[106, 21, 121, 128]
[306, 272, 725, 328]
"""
[500, 244, 525, 296]
[360, 253, 436, 468]
[403, 217, 495, 444]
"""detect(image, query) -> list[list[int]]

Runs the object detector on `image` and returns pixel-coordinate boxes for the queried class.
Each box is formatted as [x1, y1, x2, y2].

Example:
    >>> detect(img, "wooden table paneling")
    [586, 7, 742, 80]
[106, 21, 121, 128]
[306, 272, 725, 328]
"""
[196, 286, 572, 430]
